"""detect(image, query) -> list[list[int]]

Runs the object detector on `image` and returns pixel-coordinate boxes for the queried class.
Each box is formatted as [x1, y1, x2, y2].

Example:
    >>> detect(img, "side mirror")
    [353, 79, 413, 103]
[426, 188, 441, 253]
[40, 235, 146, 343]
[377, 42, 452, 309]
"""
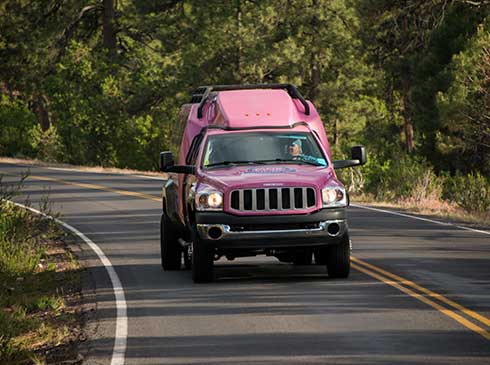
[351, 146, 366, 166]
[159, 151, 196, 174]
[160, 151, 174, 172]
[332, 145, 367, 169]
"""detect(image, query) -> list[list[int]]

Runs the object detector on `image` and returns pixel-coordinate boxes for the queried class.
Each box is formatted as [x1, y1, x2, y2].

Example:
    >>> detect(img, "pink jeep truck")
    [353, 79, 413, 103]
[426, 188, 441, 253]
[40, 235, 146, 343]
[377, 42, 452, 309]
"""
[159, 84, 366, 283]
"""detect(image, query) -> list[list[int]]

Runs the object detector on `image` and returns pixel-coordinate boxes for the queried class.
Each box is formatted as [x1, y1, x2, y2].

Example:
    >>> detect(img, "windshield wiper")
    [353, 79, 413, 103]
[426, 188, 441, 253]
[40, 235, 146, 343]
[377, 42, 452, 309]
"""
[205, 160, 268, 168]
[255, 158, 324, 166]
[206, 159, 323, 168]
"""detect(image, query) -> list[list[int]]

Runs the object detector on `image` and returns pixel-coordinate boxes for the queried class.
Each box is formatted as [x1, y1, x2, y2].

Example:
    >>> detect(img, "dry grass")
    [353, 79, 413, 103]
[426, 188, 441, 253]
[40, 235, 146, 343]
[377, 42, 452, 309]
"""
[0, 236, 84, 365]
[0, 201, 85, 365]
[0, 157, 167, 179]
[353, 193, 490, 228]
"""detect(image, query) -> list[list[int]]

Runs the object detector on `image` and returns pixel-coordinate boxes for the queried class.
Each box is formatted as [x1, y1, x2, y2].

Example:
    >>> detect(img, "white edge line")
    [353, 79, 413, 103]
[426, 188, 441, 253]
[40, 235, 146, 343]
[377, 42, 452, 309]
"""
[9, 201, 127, 365]
[351, 203, 490, 236]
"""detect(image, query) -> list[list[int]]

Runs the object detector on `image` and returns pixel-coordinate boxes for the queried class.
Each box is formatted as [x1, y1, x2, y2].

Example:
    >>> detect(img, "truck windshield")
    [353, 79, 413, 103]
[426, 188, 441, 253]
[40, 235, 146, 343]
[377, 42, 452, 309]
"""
[202, 132, 327, 168]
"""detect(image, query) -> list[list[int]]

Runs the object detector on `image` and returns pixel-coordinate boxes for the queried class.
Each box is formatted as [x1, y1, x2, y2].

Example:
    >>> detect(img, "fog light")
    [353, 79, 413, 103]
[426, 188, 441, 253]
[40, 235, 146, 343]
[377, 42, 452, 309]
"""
[327, 223, 340, 236]
[208, 226, 223, 240]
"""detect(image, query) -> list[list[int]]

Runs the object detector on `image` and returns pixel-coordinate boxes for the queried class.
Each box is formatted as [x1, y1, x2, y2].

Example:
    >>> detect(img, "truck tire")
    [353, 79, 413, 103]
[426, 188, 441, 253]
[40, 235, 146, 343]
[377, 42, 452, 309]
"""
[326, 233, 350, 278]
[292, 249, 313, 265]
[191, 226, 214, 283]
[160, 213, 181, 270]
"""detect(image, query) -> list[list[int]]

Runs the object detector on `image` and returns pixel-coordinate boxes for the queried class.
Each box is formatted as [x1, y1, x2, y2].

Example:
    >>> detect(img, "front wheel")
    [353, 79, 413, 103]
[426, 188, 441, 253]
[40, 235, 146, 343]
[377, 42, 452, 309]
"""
[160, 213, 181, 270]
[326, 233, 351, 278]
[191, 226, 214, 283]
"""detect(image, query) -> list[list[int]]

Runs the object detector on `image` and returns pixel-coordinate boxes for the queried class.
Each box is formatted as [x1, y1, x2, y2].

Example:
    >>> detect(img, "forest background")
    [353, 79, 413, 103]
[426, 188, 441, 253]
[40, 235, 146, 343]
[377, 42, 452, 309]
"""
[1, 0, 490, 215]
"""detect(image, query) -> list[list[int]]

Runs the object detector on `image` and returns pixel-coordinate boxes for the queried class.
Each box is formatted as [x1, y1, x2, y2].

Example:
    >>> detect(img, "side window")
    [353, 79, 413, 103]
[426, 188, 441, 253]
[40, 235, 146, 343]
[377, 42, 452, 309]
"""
[202, 139, 213, 166]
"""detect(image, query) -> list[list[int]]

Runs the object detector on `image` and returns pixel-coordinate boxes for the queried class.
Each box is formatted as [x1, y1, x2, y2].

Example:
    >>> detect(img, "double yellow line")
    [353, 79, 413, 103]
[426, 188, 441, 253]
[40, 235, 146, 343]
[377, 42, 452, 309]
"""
[352, 257, 490, 341]
[13, 170, 490, 342]
[29, 174, 161, 202]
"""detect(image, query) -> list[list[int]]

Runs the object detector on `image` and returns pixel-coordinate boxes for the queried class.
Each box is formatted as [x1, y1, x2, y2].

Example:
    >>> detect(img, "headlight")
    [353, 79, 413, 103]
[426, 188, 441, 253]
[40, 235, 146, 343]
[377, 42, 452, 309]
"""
[322, 186, 347, 207]
[195, 190, 223, 211]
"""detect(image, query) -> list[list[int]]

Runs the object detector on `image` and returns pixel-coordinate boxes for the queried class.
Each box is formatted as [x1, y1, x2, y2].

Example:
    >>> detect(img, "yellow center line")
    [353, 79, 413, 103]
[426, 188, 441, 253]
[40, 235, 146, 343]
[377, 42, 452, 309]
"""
[352, 257, 490, 328]
[352, 262, 490, 341]
[30, 174, 161, 202]
[17, 172, 490, 341]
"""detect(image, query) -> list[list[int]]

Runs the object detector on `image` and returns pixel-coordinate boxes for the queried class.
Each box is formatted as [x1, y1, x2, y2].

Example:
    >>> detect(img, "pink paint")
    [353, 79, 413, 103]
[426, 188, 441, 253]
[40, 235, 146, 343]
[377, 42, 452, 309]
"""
[172, 88, 342, 219]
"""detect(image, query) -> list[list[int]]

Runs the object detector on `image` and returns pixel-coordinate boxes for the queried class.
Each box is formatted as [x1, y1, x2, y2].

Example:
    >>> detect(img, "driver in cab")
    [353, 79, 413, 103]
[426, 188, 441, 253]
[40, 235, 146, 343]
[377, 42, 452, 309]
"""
[288, 139, 323, 164]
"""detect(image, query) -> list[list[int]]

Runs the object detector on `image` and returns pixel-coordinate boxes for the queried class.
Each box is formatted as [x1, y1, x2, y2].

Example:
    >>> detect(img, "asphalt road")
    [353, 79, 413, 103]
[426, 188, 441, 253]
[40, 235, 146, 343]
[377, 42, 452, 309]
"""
[2, 162, 490, 365]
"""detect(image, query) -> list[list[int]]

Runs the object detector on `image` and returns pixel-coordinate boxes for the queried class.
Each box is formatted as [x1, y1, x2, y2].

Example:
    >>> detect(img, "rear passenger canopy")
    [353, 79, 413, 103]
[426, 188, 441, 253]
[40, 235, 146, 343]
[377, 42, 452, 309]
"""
[191, 84, 312, 130]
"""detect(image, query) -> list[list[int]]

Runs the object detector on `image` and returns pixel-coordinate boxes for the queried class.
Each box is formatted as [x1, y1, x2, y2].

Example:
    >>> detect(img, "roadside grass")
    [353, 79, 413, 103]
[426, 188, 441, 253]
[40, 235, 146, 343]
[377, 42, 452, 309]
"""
[0, 174, 84, 365]
[352, 193, 490, 228]
[337, 158, 490, 228]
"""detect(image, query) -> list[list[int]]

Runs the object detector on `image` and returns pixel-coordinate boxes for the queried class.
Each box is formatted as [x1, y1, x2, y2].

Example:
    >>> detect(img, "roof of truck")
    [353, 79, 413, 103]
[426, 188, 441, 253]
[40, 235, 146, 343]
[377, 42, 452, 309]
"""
[215, 89, 310, 127]
[188, 86, 320, 130]
[178, 84, 332, 162]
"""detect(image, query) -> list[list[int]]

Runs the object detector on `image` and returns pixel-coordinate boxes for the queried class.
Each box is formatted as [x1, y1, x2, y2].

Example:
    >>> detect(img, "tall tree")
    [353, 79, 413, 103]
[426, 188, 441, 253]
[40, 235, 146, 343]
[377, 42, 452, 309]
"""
[102, 0, 117, 54]
[438, 15, 490, 174]
[408, 3, 488, 170]
[358, 0, 451, 153]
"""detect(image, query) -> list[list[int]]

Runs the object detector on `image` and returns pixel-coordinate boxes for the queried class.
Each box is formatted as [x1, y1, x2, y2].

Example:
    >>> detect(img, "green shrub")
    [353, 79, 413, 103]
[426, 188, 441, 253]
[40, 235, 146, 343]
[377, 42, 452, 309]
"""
[444, 172, 490, 213]
[364, 155, 441, 201]
[0, 95, 36, 158]
[0, 203, 44, 278]
[407, 169, 444, 204]
[0, 174, 56, 280]
[0, 175, 72, 364]
[28, 124, 64, 162]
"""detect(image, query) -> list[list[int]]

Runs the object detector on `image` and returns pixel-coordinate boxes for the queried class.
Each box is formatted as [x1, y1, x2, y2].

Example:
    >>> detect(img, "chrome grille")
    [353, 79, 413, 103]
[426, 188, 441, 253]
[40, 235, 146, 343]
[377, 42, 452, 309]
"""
[230, 187, 316, 212]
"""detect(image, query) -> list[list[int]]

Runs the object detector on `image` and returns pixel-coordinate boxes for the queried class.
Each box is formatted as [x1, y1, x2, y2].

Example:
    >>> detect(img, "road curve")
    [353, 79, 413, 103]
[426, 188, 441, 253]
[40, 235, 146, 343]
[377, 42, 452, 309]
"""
[2, 162, 490, 365]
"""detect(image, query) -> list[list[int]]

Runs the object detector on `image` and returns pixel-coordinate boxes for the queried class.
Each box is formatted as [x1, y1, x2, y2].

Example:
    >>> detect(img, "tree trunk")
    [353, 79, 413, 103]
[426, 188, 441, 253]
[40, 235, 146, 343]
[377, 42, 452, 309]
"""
[32, 94, 51, 132]
[310, 54, 321, 101]
[402, 76, 414, 153]
[236, 0, 243, 82]
[309, 0, 320, 101]
[102, 0, 117, 54]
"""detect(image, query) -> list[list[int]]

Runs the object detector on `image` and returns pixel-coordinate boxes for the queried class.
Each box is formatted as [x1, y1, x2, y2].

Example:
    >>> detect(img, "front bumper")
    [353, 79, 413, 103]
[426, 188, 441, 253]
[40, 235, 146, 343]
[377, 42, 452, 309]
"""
[195, 208, 347, 249]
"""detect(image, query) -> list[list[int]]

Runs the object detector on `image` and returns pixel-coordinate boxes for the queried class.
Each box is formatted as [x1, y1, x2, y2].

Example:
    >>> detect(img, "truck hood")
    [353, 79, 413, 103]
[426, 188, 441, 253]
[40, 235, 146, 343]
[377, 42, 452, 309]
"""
[198, 164, 341, 192]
